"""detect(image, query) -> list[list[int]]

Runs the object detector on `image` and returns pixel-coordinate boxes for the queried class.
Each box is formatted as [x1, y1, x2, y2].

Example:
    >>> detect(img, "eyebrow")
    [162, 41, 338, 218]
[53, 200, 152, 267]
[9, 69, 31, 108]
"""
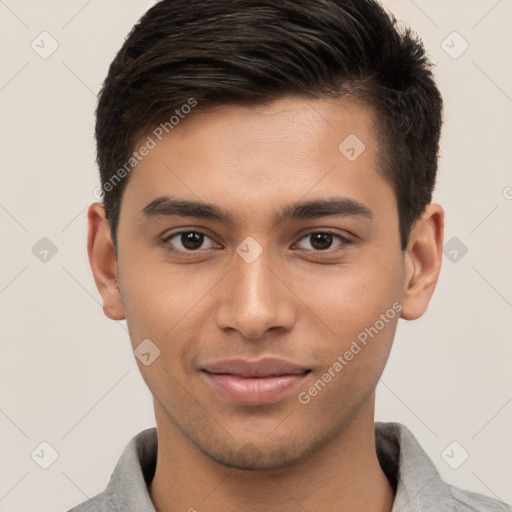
[139, 195, 374, 225]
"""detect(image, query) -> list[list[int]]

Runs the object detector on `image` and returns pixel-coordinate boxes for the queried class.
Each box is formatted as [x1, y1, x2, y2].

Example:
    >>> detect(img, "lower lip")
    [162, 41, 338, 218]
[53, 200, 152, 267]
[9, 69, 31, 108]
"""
[202, 372, 308, 405]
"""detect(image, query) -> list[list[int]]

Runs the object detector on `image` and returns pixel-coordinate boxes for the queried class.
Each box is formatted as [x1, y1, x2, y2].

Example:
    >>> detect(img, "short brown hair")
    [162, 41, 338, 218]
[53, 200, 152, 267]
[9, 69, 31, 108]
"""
[95, 0, 443, 253]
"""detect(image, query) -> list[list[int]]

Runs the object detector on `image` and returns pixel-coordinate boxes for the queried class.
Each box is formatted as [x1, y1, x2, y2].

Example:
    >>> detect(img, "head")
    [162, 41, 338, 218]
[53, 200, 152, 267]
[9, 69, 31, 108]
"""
[88, 0, 444, 469]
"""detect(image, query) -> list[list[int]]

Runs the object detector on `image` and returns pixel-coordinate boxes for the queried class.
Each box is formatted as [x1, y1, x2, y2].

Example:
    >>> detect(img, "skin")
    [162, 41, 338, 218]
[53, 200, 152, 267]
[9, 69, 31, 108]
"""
[88, 96, 444, 512]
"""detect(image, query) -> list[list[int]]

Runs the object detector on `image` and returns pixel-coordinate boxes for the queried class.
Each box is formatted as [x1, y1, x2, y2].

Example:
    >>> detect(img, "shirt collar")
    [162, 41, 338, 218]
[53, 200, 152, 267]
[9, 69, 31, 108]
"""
[71, 422, 510, 511]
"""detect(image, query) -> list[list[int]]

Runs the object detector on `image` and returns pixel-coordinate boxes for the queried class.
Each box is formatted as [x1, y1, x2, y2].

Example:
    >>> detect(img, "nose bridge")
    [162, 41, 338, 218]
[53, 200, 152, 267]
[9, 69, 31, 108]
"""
[216, 243, 295, 339]
[236, 249, 276, 306]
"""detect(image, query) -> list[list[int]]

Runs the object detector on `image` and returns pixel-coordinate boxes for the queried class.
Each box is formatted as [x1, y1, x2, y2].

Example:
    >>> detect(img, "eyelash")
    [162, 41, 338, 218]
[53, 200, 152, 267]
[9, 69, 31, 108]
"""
[160, 229, 352, 255]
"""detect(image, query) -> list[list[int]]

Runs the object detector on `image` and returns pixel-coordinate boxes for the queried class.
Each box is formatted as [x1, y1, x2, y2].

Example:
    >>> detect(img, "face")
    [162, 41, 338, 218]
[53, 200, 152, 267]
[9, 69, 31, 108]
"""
[95, 96, 426, 469]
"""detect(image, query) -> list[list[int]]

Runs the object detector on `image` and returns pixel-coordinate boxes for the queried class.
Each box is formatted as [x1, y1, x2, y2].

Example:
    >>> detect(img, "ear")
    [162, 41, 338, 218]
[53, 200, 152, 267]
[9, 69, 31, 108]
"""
[400, 203, 444, 320]
[87, 202, 125, 321]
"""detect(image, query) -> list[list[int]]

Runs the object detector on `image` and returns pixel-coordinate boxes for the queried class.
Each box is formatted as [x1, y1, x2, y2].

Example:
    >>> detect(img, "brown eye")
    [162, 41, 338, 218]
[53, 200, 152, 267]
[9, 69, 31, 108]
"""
[296, 231, 349, 252]
[180, 232, 204, 250]
[163, 231, 216, 252]
[310, 232, 334, 250]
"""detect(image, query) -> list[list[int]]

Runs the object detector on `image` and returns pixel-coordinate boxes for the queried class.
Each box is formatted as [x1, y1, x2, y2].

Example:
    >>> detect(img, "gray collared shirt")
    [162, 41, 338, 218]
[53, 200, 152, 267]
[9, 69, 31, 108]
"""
[67, 422, 511, 511]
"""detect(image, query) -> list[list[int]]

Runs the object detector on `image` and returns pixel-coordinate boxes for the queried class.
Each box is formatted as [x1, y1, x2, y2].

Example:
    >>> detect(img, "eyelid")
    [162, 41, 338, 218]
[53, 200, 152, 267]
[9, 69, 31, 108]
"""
[293, 230, 351, 252]
[161, 228, 352, 254]
[161, 229, 219, 252]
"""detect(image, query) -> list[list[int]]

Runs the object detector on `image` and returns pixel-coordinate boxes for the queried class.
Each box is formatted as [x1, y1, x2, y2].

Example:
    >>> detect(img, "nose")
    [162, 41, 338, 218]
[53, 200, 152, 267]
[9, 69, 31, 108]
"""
[215, 247, 296, 340]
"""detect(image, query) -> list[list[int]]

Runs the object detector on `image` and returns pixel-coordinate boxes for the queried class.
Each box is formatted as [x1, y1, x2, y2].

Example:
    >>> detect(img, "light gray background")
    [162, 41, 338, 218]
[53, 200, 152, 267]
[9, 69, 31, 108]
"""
[0, 1, 511, 510]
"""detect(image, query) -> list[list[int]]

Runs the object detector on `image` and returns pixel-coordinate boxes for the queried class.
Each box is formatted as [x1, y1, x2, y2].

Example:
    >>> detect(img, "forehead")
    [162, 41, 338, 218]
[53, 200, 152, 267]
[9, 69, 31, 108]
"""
[120, 96, 394, 229]
[150, 96, 378, 170]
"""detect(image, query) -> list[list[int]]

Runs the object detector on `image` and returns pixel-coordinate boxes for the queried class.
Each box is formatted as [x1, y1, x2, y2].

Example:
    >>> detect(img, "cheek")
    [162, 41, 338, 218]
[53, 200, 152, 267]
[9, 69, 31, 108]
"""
[117, 256, 170, 347]
[292, 249, 402, 398]
[295, 251, 403, 334]
[296, 307, 399, 417]
[118, 256, 219, 353]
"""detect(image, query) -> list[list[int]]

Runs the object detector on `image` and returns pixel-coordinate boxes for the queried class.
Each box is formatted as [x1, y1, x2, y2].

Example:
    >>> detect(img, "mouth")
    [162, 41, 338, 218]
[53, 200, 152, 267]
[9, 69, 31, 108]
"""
[200, 358, 312, 405]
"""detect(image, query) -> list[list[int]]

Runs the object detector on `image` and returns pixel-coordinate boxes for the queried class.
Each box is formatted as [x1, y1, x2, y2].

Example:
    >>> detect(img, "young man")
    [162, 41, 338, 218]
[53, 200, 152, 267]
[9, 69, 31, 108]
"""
[69, 0, 511, 510]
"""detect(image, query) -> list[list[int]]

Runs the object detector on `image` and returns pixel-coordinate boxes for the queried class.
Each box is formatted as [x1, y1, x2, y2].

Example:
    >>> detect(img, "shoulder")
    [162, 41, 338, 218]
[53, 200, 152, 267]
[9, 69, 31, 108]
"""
[67, 493, 118, 512]
[66, 427, 157, 512]
[443, 484, 512, 512]
[374, 422, 511, 512]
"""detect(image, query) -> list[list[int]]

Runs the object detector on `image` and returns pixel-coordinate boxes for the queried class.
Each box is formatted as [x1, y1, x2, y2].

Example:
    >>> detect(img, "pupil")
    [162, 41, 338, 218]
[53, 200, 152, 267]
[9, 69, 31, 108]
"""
[182, 232, 203, 250]
[311, 233, 333, 250]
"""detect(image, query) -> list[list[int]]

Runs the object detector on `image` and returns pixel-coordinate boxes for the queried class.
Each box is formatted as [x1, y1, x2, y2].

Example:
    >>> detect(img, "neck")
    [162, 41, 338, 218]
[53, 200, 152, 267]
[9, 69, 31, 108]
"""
[149, 397, 394, 512]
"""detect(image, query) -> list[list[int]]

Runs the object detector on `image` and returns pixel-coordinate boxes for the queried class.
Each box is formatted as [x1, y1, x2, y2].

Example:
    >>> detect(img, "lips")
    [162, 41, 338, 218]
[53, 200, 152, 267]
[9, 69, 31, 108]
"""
[202, 357, 311, 377]
[201, 357, 312, 405]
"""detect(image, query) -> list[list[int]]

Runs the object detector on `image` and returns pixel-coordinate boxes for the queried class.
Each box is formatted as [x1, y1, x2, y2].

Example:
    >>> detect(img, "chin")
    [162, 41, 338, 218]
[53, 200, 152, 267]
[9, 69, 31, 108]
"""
[198, 436, 315, 471]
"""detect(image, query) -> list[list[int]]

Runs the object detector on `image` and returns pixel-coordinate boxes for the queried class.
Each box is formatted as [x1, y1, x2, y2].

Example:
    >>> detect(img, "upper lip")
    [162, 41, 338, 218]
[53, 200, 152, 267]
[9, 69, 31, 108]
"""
[201, 358, 311, 377]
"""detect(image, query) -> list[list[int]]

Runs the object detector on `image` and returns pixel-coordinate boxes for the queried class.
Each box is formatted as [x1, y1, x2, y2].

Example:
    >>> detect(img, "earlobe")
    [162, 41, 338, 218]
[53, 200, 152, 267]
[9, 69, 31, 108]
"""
[400, 203, 444, 321]
[87, 202, 126, 321]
